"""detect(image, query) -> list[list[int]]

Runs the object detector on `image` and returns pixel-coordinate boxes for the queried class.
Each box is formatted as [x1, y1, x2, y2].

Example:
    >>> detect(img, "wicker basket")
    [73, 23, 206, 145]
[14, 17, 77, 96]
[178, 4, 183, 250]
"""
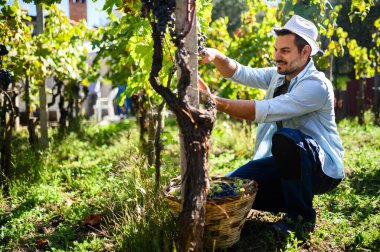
[164, 176, 258, 249]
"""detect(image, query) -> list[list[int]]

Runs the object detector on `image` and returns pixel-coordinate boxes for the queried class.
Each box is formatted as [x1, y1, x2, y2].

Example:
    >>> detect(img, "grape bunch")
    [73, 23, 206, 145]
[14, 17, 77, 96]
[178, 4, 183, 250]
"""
[0, 44, 8, 56]
[140, 0, 153, 17]
[169, 179, 246, 200]
[0, 69, 12, 90]
[152, 0, 176, 35]
[197, 32, 207, 52]
[207, 181, 244, 200]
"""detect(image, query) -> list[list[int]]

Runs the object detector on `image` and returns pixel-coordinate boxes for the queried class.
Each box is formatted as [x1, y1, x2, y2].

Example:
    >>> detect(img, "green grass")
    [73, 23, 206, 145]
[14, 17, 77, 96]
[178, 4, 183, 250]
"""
[0, 113, 379, 251]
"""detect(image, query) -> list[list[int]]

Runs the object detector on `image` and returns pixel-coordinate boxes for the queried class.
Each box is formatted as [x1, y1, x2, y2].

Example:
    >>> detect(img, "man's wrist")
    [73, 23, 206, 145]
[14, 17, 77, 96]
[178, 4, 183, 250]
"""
[213, 95, 230, 112]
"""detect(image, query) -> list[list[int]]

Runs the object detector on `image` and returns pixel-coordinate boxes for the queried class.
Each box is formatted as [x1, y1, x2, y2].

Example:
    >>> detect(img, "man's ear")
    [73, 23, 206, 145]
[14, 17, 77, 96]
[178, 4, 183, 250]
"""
[302, 45, 311, 59]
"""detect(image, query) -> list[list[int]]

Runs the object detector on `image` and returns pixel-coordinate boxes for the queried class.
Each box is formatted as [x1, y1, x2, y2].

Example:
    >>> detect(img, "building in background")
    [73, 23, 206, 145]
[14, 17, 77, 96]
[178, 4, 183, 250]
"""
[4, 0, 112, 124]
[69, 0, 87, 22]
[7, 0, 109, 27]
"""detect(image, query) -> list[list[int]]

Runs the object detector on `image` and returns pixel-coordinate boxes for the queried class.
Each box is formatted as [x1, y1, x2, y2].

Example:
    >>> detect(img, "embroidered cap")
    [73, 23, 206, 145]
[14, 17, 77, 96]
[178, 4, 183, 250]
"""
[273, 15, 320, 56]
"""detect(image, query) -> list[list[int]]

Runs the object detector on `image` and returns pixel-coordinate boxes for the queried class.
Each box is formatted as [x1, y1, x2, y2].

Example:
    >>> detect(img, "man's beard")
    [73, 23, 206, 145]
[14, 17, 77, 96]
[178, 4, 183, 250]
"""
[276, 60, 298, 76]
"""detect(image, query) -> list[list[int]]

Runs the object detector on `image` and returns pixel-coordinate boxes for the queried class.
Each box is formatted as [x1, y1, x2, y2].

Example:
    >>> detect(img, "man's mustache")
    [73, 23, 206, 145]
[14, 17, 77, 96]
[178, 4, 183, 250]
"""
[276, 60, 287, 64]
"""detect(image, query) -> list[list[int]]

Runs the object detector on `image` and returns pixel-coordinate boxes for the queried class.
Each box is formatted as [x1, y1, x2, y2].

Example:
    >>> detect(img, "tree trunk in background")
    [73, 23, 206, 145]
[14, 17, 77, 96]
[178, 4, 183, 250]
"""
[69, 82, 81, 132]
[374, 71, 379, 125]
[36, 4, 49, 149]
[3, 99, 13, 192]
[134, 89, 148, 143]
[39, 83, 49, 148]
[25, 77, 38, 146]
[0, 67, 17, 192]
[147, 109, 155, 166]
[329, 55, 333, 82]
[358, 78, 366, 125]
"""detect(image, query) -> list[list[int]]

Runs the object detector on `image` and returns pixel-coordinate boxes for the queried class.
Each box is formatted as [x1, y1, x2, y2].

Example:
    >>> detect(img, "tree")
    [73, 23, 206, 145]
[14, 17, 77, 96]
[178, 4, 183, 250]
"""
[35, 5, 93, 135]
[0, 45, 16, 193]
[0, 1, 39, 191]
[102, 0, 215, 250]
[144, 1, 215, 249]
[22, 0, 74, 147]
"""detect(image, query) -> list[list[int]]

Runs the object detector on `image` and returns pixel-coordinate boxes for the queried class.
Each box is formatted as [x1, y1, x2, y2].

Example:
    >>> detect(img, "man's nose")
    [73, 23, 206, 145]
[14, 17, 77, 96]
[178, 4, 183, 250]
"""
[273, 51, 281, 61]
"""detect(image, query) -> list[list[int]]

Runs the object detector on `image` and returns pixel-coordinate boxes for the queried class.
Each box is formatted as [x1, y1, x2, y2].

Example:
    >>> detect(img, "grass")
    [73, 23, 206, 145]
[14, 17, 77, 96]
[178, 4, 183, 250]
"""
[0, 112, 379, 251]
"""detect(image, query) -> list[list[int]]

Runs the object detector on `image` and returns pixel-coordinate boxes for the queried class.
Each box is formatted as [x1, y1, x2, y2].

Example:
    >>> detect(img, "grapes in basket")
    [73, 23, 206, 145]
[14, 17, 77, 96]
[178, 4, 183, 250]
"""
[170, 178, 246, 200]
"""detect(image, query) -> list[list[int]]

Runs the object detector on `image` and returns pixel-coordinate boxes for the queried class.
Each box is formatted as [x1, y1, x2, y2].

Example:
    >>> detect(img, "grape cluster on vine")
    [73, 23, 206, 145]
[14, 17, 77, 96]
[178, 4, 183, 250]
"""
[141, 0, 176, 36]
[197, 32, 207, 52]
[0, 69, 12, 90]
[153, 0, 175, 35]
[0, 44, 8, 56]
[140, 0, 153, 17]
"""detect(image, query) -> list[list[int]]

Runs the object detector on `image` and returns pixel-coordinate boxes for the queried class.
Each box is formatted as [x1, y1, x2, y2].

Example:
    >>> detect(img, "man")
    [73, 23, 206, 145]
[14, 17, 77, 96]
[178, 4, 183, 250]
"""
[199, 15, 344, 237]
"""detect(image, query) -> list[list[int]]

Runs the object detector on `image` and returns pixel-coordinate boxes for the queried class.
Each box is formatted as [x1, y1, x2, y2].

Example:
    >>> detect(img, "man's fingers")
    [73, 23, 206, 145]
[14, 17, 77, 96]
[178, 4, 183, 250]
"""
[198, 58, 205, 65]
[197, 77, 211, 94]
[197, 78, 206, 90]
[198, 49, 208, 65]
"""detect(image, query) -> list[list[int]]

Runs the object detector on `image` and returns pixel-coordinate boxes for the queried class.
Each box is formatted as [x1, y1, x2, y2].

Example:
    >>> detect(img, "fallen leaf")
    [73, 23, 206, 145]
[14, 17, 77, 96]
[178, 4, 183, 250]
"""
[36, 238, 49, 247]
[65, 196, 77, 207]
[83, 213, 102, 226]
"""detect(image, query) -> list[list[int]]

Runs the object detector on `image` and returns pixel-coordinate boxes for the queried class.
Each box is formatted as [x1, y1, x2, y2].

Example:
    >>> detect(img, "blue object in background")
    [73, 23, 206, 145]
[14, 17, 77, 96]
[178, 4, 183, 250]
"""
[115, 84, 131, 117]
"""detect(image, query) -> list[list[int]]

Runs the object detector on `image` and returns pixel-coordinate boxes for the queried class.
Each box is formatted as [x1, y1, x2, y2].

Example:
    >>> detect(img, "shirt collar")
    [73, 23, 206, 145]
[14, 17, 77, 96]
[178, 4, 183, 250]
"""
[290, 59, 315, 84]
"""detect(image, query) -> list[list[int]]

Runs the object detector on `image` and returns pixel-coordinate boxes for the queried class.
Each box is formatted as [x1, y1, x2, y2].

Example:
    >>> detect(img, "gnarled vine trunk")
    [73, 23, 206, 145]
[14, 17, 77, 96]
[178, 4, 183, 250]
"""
[143, 1, 216, 250]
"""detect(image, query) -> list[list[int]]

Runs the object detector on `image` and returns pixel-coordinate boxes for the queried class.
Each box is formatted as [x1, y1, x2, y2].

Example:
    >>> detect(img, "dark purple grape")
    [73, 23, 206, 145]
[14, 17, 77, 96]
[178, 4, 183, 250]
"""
[0, 44, 8, 56]
[0, 69, 12, 90]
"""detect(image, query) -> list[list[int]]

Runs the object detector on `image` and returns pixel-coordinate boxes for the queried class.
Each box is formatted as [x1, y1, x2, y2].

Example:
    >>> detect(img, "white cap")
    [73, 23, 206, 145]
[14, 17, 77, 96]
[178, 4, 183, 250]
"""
[273, 15, 320, 56]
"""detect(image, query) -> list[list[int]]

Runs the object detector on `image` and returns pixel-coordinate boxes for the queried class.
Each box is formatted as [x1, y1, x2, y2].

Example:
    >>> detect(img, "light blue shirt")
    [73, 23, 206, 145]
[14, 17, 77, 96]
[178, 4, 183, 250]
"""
[226, 59, 344, 179]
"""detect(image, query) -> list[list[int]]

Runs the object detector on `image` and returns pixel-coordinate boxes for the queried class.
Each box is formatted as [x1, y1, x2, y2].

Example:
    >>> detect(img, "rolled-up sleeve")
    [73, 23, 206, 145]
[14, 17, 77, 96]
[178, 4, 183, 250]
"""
[225, 61, 277, 90]
[254, 79, 328, 123]
[254, 100, 270, 123]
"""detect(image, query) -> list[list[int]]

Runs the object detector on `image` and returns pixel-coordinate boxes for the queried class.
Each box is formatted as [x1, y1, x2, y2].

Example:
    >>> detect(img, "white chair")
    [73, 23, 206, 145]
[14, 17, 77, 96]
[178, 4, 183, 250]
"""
[93, 88, 120, 122]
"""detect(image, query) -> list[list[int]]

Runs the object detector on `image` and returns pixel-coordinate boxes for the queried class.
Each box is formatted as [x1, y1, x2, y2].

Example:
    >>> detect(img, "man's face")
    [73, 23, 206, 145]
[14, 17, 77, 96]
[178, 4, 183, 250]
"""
[273, 34, 309, 79]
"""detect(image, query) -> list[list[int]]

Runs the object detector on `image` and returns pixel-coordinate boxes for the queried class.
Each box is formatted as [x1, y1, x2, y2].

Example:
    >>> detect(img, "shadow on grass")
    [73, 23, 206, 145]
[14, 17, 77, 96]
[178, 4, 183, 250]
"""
[224, 219, 286, 252]
[328, 168, 380, 221]
[349, 168, 380, 197]
[202, 218, 301, 252]
[0, 196, 40, 225]
[19, 215, 107, 251]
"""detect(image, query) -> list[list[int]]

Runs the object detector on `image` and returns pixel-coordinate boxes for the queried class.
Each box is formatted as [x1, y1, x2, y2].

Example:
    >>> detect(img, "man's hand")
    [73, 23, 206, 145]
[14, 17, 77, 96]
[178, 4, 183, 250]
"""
[199, 48, 218, 65]
[198, 76, 211, 95]
[197, 76, 255, 120]
[199, 48, 237, 78]
[198, 76, 213, 104]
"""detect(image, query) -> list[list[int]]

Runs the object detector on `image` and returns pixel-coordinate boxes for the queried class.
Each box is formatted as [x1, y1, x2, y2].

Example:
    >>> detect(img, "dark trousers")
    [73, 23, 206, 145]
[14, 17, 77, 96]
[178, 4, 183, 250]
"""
[227, 128, 342, 221]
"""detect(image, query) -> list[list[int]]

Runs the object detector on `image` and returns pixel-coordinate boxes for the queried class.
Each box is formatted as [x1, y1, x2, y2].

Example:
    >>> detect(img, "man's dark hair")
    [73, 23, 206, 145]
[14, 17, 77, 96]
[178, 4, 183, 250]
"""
[274, 29, 309, 54]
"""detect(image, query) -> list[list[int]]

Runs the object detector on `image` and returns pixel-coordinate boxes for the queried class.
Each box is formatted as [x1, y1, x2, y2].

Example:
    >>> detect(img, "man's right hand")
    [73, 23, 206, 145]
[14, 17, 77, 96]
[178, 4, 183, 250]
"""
[199, 48, 218, 65]
[199, 48, 237, 78]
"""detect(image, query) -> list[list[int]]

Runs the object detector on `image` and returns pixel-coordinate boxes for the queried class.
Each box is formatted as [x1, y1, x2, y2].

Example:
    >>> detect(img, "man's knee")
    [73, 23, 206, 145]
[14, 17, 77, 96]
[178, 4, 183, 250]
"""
[272, 132, 301, 179]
